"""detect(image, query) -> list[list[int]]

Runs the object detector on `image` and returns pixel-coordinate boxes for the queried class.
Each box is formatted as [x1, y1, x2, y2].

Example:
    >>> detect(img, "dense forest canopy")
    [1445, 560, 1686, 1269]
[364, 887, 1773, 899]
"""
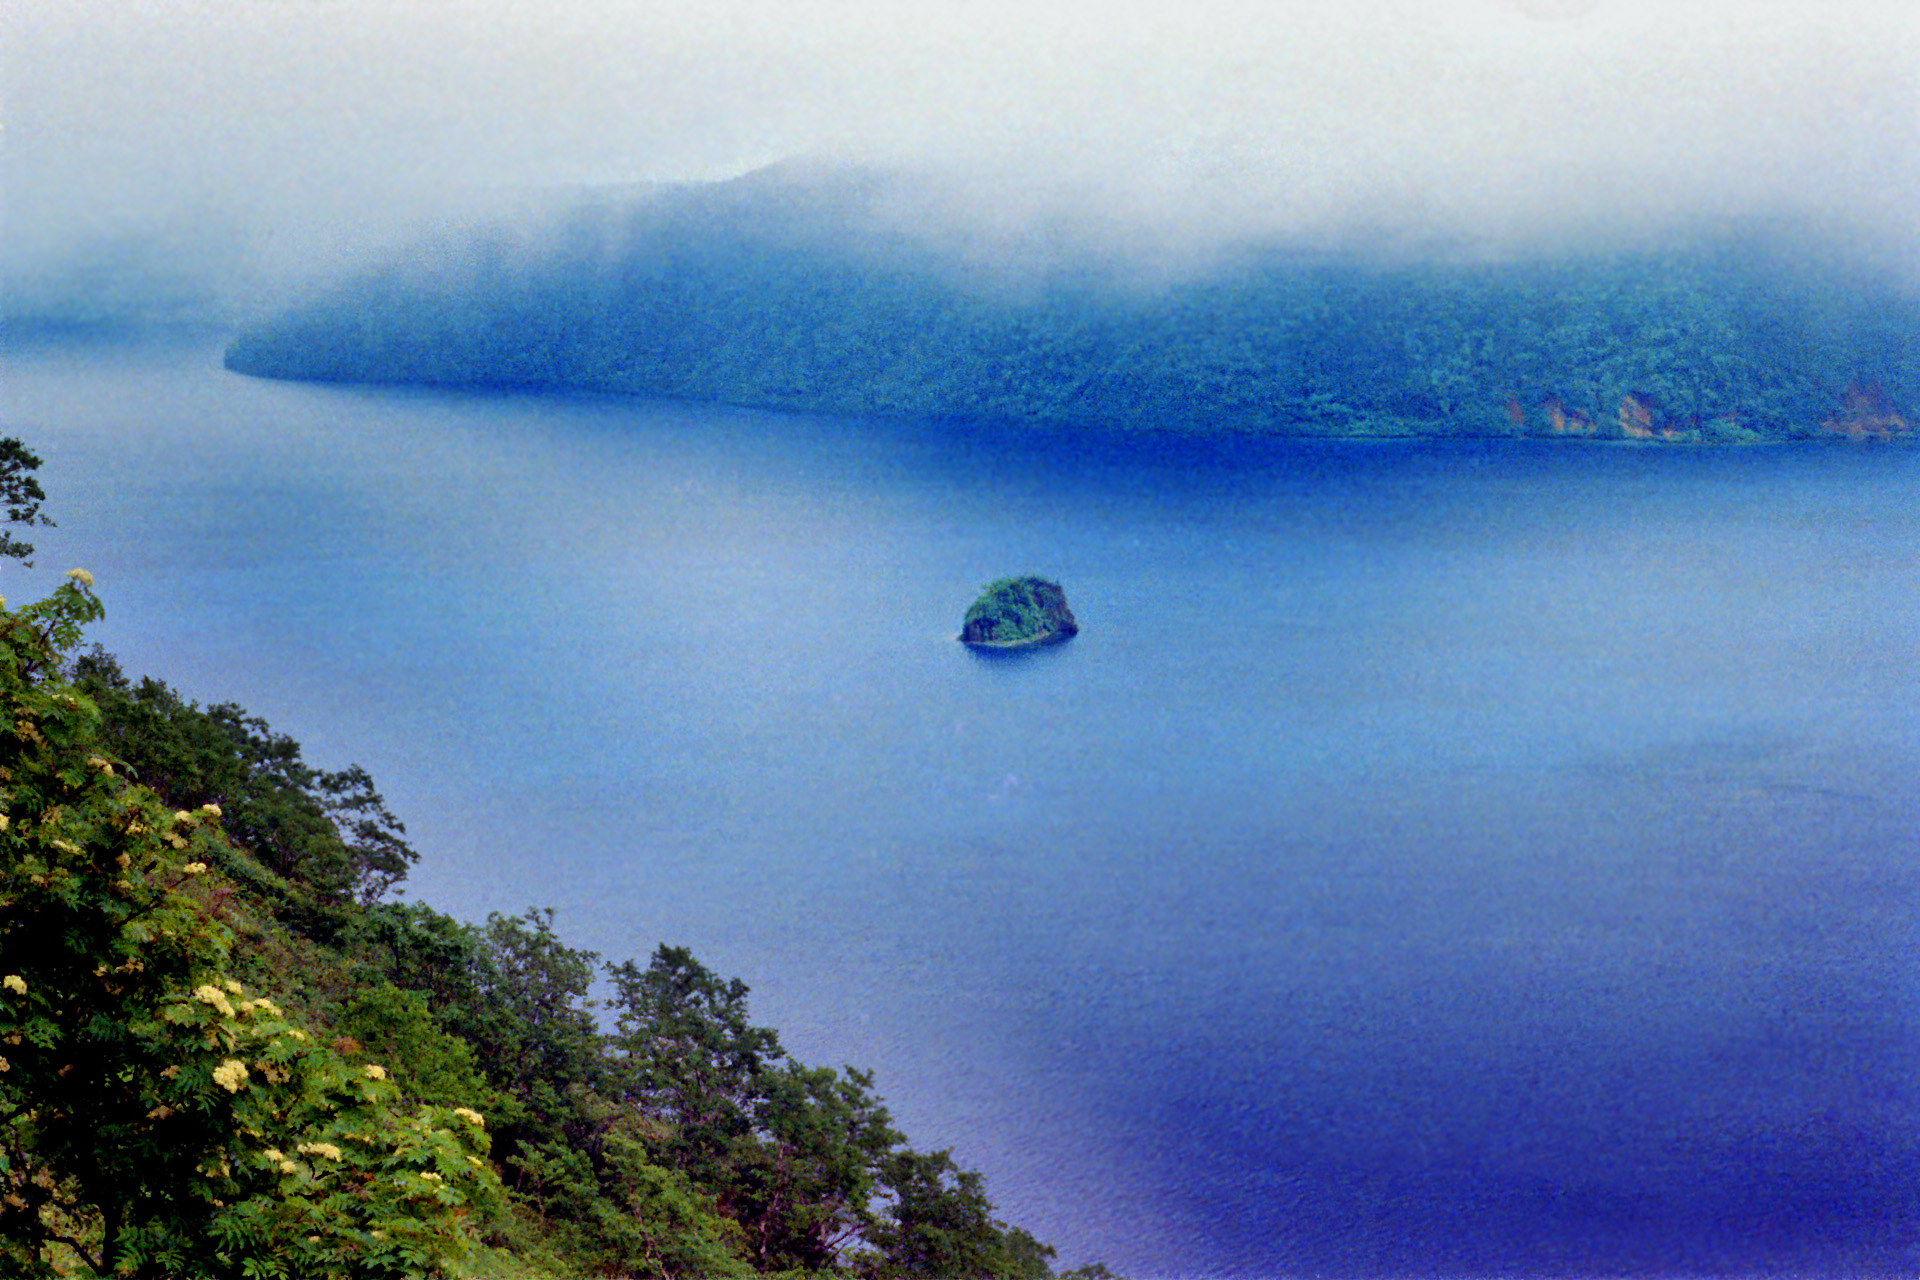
[225, 164, 1918, 444]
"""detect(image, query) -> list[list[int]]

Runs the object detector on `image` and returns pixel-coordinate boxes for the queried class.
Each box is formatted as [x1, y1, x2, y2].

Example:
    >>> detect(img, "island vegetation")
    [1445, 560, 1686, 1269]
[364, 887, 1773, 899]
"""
[0, 442, 1109, 1279]
[224, 165, 1917, 444]
[960, 579, 1078, 649]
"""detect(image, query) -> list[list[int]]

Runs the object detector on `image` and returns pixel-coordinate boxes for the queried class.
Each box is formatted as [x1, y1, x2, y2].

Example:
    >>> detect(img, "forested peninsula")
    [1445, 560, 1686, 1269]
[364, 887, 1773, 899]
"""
[225, 164, 1917, 443]
[0, 450, 1095, 1279]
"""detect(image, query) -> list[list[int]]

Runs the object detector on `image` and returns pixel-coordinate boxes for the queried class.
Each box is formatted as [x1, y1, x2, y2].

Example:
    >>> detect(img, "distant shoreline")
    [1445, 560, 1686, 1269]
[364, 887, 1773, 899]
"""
[225, 358, 1911, 447]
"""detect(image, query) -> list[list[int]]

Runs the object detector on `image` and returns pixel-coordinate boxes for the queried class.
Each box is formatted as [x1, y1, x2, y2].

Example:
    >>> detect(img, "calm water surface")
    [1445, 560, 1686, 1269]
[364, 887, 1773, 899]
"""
[6, 335, 1917, 1276]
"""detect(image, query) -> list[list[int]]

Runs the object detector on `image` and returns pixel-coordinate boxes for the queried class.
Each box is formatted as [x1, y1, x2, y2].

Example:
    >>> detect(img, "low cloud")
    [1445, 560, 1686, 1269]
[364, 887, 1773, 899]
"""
[6, 0, 1914, 299]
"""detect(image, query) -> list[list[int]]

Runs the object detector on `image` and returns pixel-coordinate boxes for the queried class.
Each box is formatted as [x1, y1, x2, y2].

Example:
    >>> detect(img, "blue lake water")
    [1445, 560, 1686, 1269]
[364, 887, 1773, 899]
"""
[5, 335, 1917, 1276]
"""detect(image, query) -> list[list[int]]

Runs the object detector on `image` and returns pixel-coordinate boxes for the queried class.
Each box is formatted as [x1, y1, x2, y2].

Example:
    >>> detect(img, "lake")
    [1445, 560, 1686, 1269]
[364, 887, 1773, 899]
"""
[5, 333, 1917, 1277]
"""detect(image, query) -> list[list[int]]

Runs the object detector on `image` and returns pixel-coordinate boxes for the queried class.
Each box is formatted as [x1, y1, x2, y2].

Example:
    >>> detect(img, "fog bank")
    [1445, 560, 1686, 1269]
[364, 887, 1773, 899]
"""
[6, 0, 1916, 314]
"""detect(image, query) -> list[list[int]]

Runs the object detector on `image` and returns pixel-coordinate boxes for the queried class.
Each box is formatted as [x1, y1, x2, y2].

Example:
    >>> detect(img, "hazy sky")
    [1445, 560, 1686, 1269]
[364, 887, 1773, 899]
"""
[5, 0, 1916, 280]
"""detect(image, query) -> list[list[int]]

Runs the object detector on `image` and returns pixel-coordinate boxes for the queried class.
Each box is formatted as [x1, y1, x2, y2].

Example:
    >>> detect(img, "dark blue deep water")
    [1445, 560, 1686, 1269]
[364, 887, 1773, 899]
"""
[6, 335, 1917, 1277]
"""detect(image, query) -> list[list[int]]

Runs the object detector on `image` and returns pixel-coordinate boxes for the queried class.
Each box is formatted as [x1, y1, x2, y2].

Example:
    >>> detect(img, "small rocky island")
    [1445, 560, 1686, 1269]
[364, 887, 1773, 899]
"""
[960, 577, 1079, 649]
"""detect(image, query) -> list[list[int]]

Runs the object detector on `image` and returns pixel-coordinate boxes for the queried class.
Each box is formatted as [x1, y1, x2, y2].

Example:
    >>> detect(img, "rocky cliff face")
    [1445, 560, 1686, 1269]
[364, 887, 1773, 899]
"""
[1822, 381, 1912, 441]
[960, 578, 1078, 648]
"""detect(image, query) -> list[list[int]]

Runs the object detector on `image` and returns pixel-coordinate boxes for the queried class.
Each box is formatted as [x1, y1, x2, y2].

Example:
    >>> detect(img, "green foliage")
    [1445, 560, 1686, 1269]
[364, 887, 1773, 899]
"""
[607, 946, 905, 1273]
[449, 911, 605, 1195]
[510, 1114, 749, 1280]
[0, 577, 500, 1278]
[466, 910, 604, 1104]
[860, 1149, 1055, 1280]
[607, 945, 784, 1186]
[334, 982, 495, 1112]
[961, 578, 1076, 647]
[344, 900, 490, 1011]
[0, 438, 54, 566]
[741, 1061, 901, 1270]
[71, 650, 417, 908]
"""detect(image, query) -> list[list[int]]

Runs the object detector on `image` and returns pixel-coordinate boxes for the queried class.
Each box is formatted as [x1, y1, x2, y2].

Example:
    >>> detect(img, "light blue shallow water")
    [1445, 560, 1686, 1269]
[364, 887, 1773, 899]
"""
[6, 335, 1918, 1276]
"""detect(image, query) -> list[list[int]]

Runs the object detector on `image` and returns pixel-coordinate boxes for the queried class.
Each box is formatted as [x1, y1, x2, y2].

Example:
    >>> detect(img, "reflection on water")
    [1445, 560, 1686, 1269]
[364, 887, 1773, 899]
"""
[5, 335, 1917, 1276]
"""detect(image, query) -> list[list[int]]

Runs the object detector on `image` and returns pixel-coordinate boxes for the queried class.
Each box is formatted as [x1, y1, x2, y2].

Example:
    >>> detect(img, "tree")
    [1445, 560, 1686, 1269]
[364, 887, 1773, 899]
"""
[737, 1060, 901, 1271]
[0, 576, 499, 1278]
[606, 945, 783, 1186]
[461, 909, 604, 1115]
[605, 945, 1043, 1277]
[0, 438, 53, 566]
[860, 1148, 1055, 1280]
[71, 651, 418, 906]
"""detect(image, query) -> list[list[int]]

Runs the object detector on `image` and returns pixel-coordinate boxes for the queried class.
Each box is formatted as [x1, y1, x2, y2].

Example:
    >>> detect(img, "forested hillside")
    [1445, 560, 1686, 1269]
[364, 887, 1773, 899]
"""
[225, 165, 1918, 443]
[0, 449, 1089, 1278]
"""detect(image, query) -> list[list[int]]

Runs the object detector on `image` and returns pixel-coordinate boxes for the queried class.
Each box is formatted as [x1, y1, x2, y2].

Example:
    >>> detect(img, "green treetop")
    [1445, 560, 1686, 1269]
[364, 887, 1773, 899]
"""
[960, 578, 1078, 649]
[0, 576, 500, 1278]
[0, 438, 53, 567]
